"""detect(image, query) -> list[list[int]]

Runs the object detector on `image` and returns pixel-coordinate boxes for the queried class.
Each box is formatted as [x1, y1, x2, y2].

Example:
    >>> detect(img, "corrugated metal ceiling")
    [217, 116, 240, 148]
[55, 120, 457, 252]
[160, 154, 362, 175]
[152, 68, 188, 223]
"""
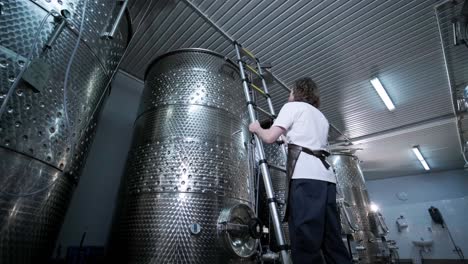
[120, 0, 467, 178]
[357, 119, 463, 180]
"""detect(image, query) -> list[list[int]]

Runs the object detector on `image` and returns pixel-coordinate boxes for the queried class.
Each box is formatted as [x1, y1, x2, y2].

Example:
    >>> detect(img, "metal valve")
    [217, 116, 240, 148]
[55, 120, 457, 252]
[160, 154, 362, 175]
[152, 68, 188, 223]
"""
[45, 9, 71, 49]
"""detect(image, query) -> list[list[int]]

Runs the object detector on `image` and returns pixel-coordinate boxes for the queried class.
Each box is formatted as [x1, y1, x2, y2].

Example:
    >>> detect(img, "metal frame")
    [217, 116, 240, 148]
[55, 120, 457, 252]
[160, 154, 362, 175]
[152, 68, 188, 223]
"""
[434, 0, 468, 166]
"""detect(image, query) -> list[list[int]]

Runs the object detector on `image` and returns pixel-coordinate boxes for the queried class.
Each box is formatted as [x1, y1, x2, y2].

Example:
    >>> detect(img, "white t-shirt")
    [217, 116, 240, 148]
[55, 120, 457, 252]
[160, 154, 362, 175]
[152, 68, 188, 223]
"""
[273, 102, 336, 183]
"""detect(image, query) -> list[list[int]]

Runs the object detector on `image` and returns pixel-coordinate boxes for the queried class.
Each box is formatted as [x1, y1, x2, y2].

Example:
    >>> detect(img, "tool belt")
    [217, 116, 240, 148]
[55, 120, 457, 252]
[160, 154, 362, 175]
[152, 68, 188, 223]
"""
[283, 144, 331, 222]
[288, 144, 331, 170]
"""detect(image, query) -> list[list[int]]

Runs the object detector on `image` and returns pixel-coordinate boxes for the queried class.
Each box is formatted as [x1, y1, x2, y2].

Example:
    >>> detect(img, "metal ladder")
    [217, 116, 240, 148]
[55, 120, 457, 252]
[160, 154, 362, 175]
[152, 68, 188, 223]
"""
[234, 43, 291, 264]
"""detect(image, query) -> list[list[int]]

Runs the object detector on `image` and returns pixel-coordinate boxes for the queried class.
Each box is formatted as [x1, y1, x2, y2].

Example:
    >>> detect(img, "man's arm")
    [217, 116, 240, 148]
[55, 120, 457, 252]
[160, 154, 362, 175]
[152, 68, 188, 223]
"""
[248, 121, 285, 144]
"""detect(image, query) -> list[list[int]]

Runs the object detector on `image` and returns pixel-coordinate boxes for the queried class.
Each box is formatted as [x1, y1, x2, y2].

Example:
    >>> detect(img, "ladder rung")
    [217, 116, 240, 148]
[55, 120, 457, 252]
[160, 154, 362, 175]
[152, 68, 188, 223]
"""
[241, 47, 257, 61]
[244, 63, 261, 77]
[255, 105, 274, 118]
[250, 83, 267, 97]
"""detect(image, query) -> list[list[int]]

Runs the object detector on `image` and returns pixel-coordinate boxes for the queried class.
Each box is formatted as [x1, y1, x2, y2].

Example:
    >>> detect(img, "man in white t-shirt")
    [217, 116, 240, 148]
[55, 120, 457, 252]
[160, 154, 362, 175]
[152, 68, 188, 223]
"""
[249, 78, 351, 264]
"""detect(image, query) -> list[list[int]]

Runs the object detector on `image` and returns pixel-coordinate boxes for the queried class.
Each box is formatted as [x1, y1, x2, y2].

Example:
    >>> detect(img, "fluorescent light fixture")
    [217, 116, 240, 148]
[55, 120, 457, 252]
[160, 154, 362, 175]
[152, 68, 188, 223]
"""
[412, 146, 430, 171]
[370, 77, 395, 111]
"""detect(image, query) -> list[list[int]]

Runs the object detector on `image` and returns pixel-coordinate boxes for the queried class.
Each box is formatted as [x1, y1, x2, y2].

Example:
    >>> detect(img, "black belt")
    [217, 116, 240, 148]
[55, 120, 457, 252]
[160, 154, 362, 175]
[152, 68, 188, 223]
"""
[288, 144, 331, 170]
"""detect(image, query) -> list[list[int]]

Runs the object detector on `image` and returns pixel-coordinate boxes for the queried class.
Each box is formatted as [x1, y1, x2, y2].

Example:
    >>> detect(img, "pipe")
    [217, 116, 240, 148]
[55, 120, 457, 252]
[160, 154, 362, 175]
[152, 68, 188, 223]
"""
[345, 113, 455, 145]
[103, 0, 129, 39]
[63, 0, 89, 173]
[45, 17, 67, 49]
[181, 0, 235, 43]
[452, 20, 459, 46]
[267, 70, 291, 93]
[434, 0, 454, 10]
[434, 1, 468, 164]
[0, 12, 52, 119]
[84, 0, 154, 135]
[330, 124, 353, 145]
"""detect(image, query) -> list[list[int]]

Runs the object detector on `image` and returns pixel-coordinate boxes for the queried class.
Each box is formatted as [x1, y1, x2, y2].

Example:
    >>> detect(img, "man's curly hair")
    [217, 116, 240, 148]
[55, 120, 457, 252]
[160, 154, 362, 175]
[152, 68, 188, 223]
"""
[292, 77, 320, 108]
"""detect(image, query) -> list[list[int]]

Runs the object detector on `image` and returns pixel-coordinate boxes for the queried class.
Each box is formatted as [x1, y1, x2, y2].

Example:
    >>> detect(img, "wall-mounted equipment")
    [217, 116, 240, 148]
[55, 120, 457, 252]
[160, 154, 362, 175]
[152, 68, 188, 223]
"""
[428, 206, 445, 227]
[396, 215, 409, 232]
[427, 206, 465, 261]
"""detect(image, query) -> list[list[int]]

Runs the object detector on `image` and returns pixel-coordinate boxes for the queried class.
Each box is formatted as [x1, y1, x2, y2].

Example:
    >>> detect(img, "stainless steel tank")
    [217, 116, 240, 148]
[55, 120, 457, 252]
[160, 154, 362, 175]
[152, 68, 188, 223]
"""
[330, 153, 392, 264]
[258, 143, 289, 253]
[0, 0, 130, 262]
[110, 49, 258, 263]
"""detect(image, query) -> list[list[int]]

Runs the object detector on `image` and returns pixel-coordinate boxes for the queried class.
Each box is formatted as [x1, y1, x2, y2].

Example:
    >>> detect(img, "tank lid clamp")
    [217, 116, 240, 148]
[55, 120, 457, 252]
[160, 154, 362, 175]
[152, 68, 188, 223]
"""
[218, 221, 250, 234]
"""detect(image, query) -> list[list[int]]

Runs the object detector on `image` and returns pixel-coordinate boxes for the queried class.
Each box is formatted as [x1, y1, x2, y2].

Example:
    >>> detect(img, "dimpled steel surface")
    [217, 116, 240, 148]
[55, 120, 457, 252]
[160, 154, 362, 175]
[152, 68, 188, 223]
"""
[258, 143, 289, 252]
[112, 49, 254, 263]
[330, 154, 379, 264]
[0, 0, 130, 262]
[0, 148, 74, 262]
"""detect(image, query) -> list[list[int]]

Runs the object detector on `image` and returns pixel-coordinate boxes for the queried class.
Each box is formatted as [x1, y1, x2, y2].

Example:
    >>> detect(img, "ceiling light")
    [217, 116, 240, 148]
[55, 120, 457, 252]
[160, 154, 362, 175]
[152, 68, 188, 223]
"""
[412, 146, 430, 171]
[370, 203, 380, 212]
[370, 77, 395, 111]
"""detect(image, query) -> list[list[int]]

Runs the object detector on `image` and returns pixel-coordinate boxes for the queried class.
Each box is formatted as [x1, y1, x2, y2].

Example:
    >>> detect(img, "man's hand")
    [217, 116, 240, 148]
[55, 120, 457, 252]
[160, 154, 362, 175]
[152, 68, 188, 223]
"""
[248, 121, 284, 144]
[249, 120, 261, 133]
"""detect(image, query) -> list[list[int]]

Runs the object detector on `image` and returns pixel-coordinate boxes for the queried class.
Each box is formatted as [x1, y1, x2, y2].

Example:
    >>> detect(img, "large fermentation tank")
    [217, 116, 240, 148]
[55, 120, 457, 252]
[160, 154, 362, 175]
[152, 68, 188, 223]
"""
[110, 49, 257, 263]
[330, 153, 392, 264]
[0, 0, 130, 262]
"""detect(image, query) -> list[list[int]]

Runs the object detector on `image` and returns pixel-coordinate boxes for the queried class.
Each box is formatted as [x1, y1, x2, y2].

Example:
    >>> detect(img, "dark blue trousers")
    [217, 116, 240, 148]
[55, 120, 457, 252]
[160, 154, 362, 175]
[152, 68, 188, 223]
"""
[288, 179, 352, 264]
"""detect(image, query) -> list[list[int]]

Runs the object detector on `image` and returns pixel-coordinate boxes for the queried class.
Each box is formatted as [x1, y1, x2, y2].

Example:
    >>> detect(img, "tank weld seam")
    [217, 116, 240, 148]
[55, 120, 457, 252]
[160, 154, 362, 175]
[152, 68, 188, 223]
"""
[0, 146, 63, 172]
[128, 191, 253, 203]
[134, 103, 246, 125]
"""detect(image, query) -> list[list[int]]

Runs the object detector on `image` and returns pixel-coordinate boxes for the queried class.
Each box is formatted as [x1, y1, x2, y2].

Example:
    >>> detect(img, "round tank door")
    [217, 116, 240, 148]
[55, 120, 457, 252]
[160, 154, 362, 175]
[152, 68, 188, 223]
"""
[217, 204, 259, 259]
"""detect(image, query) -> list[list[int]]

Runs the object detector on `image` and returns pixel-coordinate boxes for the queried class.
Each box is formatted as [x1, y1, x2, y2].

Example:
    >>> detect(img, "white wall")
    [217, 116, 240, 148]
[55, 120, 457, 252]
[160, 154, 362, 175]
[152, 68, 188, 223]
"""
[54, 72, 144, 258]
[366, 170, 468, 261]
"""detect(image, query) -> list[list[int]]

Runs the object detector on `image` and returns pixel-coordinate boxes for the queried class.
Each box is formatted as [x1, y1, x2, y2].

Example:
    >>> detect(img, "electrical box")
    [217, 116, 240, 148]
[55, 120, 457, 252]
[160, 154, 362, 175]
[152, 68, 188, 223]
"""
[396, 216, 408, 231]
